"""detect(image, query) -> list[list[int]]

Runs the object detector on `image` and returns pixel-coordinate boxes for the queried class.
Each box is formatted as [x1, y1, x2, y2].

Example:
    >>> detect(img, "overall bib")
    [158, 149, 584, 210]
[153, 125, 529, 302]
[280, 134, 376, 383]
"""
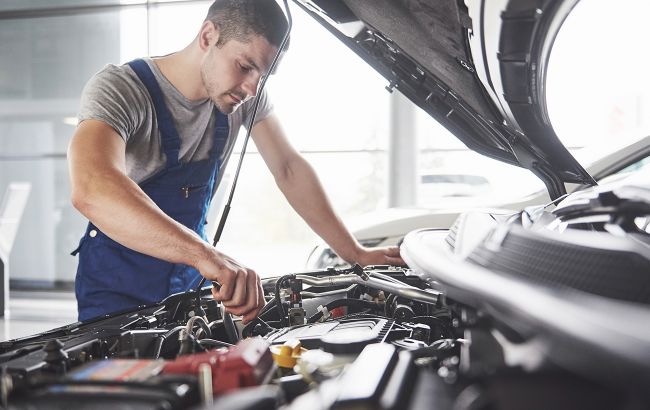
[73, 59, 229, 322]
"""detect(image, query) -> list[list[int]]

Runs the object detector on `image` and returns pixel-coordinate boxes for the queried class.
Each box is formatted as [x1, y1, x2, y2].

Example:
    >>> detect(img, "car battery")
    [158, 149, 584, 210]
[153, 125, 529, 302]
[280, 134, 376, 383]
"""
[8, 359, 197, 410]
[67, 358, 166, 382]
[163, 337, 275, 395]
[10, 338, 274, 409]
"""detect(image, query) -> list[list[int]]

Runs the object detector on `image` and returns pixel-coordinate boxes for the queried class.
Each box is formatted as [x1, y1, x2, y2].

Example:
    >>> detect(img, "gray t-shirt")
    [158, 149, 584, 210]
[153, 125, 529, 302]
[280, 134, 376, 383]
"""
[77, 57, 273, 185]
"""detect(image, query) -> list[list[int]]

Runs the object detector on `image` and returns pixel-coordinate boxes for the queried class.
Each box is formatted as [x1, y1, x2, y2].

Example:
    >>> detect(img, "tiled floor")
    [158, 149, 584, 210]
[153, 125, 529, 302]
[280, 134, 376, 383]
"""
[0, 291, 78, 342]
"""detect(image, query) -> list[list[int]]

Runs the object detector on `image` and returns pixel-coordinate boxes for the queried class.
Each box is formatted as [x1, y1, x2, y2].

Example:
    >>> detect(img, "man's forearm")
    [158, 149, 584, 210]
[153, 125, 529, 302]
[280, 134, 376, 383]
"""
[274, 156, 363, 264]
[71, 167, 210, 269]
[252, 115, 404, 268]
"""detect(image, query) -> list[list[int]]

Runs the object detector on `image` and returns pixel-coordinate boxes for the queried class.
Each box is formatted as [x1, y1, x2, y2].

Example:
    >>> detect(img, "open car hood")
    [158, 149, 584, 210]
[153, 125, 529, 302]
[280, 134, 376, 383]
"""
[291, 0, 596, 199]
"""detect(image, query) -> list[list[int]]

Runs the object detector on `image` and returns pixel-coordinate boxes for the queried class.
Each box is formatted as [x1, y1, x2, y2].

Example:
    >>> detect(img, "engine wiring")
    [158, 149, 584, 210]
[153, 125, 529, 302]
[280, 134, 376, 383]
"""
[0, 264, 474, 409]
[237, 266, 448, 341]
[307, 299, 382, 323]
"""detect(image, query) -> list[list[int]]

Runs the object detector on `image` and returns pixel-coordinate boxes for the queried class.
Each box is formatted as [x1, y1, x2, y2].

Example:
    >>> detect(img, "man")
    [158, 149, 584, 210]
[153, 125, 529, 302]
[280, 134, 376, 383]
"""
[68, 0, 403, 323]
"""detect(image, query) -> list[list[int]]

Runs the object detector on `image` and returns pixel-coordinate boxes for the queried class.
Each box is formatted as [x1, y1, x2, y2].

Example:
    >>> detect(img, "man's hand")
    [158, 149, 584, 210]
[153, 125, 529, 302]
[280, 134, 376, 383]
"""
[354, 246, 405, 267]
[196, 248, 265, 324]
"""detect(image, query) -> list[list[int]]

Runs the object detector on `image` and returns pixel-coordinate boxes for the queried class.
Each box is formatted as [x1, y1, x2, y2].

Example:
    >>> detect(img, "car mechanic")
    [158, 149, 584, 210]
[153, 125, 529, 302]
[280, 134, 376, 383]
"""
[68, 0, 404, 323]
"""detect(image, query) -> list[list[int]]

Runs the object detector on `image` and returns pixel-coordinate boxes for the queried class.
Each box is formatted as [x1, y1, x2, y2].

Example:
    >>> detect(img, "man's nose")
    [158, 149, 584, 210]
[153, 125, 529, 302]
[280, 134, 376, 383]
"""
[241, 74, 260, 97]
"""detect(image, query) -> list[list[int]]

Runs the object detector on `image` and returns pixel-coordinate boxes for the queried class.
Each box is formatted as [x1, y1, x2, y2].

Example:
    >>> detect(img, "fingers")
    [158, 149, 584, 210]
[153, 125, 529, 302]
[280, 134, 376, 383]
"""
[212, 269, 247, 307]
[383, 246, 405, 266]
[385, 255, 406, 266]
[242, 281, 266, 324]
[385, 246, 401, 257]
[222, 269, 248, 308]
[357, 246, 404, 267]
[211, 268, 263, 324]
[223, 269, 256, 314]
[199, 251, 264, 324]
[213, 269, 235, 301]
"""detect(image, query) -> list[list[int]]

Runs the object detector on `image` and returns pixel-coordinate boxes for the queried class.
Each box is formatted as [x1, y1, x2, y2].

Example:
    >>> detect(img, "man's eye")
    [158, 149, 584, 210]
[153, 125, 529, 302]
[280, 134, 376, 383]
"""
[238, 64, 252, 73]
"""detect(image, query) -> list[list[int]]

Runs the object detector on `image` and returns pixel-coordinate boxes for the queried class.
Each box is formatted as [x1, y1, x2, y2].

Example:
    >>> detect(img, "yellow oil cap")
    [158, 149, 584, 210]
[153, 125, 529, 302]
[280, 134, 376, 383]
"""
[270, 339, 307, 369]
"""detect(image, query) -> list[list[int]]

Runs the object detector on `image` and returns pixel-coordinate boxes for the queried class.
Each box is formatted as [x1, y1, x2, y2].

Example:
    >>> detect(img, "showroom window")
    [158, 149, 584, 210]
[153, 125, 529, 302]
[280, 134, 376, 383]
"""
[547, 0, 650, 163]
[0, 4, 147, 288]
[414, 110, 543, 209]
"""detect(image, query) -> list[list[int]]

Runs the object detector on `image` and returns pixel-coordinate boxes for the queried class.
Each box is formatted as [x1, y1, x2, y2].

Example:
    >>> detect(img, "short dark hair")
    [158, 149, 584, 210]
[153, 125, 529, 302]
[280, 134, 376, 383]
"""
[205, 0, 288, 49]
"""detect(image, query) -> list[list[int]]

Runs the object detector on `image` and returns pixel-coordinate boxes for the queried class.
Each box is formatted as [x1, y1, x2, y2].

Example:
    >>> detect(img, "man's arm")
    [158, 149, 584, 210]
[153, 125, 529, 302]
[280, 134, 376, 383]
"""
[251, 115, 404, 266]
[68, 119, 264, 322]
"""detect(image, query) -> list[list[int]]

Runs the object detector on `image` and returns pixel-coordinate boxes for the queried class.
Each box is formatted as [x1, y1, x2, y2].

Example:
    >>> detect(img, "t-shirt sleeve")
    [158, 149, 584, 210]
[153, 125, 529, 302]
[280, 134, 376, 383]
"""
[77, 65, 147, 143]
[241, 86, 274, 129]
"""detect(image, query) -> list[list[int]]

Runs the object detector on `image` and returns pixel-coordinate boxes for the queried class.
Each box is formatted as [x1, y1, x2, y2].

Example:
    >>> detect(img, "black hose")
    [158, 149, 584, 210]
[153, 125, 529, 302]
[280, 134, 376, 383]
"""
[307, 299, 382, 323]
[223, 311, 240, 344]
[178, 333, 205, 356]
[259, 297, 278, 319]
[275, 274, 295, 327]
[411, 316, 455, 339]
[411, 338, 457, 359]
[152, 326, 185, 359]
[241, 317, 275, 339]
[239, 298, 280, 338]
[189, 316, 212, 339]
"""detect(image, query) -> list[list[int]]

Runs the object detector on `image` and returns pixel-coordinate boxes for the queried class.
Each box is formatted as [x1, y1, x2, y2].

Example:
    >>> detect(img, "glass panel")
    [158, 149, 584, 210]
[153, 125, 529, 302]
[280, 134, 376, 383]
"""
[547, 0, 650, 152]
[0, 8, 148, 286]
[0, 1, 203, 13]
[266, 2, 389, 153]
[414, 105, 543, 208]
[0, 12, 124, 101]
[148, 1, 210, 56]
[0, 1, 127, 13]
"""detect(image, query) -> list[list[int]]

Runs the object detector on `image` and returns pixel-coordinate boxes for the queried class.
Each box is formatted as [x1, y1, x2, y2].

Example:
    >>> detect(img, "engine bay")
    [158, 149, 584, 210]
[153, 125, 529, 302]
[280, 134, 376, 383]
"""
[0, 265, 457, 409]
[2, 187, 650, 409]
[1, 261, 647, 409]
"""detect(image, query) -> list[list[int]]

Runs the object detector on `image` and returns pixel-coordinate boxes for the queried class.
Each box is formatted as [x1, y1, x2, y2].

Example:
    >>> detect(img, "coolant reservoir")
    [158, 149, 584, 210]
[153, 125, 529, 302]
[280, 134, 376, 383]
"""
[270, 339, 307, 369]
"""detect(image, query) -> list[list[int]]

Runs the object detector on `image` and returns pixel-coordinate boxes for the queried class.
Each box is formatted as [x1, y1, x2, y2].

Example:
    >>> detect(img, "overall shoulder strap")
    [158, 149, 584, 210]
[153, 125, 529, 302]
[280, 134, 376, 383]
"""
[127, 59, 180, 168]
[210, 109, 230, 159]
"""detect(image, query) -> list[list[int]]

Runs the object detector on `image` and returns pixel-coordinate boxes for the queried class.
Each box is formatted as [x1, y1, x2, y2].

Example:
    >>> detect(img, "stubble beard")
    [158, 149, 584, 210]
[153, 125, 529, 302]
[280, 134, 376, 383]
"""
[210, 88, 241, 115]
[214, 95, 236, 114]
[200, 63, 236, 114]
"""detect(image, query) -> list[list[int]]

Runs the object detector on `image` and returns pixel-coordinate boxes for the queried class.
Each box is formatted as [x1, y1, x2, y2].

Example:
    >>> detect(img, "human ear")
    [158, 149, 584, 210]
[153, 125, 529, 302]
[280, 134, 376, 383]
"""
[198, 20, 220, 51]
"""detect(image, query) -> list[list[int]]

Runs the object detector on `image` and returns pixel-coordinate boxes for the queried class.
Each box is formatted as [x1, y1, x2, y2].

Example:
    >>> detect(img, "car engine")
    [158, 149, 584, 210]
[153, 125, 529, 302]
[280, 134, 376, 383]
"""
[1, 185, 649, 409]
[0, 265, 455, 410]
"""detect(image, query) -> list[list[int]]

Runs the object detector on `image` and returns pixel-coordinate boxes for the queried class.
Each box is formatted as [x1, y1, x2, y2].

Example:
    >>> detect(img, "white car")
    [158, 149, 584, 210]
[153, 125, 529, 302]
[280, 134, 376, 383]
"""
[307, 135, 650, 269]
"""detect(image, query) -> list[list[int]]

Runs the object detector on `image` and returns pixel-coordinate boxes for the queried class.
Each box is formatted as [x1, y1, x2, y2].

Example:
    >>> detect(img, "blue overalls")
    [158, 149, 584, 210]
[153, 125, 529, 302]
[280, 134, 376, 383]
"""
[72, 59, 229, 322]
